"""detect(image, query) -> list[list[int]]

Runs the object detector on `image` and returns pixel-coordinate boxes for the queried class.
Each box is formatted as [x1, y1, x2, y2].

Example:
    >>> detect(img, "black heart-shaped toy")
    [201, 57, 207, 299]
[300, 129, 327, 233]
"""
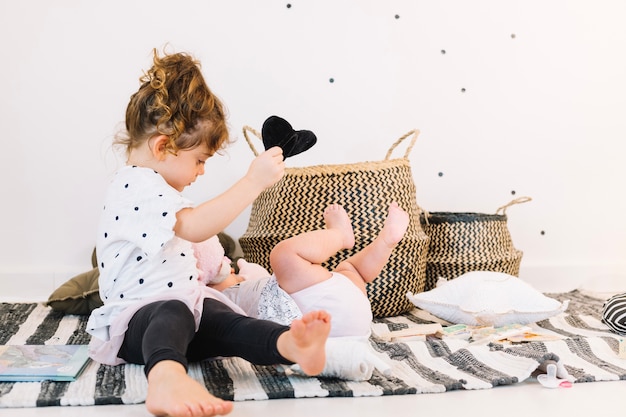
[261, 115, 317, 159]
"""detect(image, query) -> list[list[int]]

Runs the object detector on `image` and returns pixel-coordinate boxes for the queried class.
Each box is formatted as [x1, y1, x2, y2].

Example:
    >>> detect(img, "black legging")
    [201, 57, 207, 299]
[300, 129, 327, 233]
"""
[117, 298, 293, 376]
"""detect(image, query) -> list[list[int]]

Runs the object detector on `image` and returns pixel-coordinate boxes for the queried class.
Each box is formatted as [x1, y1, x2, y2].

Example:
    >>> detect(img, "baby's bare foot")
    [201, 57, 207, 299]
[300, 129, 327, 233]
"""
[146, 360, 233, 417]
[323, 204, 355, 249]
[380, 202, 409, 247]
[279, 310, 331, 376]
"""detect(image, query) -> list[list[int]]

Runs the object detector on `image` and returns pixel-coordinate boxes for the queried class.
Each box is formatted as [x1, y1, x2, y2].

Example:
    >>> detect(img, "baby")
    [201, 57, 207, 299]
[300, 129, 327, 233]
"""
[202, 202, 409, 379]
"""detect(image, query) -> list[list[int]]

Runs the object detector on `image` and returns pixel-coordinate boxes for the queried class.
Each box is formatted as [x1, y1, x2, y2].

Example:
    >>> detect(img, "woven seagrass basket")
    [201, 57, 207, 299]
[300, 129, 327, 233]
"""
[239, 127, 430, 318]
[419, 197, 531, 292]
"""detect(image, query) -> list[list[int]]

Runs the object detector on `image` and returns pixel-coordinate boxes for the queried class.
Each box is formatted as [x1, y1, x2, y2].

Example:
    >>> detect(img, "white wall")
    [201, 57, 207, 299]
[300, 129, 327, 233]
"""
[1, 0, 625, 299]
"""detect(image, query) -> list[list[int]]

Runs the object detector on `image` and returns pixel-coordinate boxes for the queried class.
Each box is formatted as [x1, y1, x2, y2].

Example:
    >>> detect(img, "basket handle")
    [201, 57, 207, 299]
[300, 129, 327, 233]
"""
[416, 204, 431, 225]
[385, 129, 420, 160]
[496, 196, 532, 215]
[242, 125, 262, 157]
[244, 125, 421, 160]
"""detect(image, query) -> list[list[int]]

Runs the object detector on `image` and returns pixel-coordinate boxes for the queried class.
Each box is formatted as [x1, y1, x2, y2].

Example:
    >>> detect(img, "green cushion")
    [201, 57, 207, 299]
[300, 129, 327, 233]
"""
[45, 267, 103, 315]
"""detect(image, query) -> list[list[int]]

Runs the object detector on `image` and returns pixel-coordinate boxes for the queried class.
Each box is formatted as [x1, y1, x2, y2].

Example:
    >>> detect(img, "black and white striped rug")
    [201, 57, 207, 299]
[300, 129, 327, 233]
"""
[1, 290, 625, 408]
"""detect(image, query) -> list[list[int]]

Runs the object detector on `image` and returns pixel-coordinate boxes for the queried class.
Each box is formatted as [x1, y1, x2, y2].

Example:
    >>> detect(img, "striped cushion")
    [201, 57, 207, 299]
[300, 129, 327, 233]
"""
[602, 293, 626, 335]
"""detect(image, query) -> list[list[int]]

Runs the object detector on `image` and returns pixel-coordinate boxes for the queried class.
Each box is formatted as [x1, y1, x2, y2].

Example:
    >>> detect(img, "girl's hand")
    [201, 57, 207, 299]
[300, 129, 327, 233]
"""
[208, 273, 244, 291]
[173, 147, 285, 243]
[246, 146, 285, 191]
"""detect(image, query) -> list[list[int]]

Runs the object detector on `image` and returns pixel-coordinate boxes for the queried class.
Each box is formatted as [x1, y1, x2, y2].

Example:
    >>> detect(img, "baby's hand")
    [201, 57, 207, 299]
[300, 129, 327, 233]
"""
[237, 259, 270, 281]
[246, 146, 285, 191]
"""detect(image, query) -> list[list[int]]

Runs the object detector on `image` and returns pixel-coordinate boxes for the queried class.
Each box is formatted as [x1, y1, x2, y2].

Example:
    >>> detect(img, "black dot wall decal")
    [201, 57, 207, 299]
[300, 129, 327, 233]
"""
[438, 172, 444, 177]
[329, 78, 335, 83]
[511, 34, 516, 39]
[461, 88, 466, 93]
[395, 14, 400, 19]
[286, 3, 291, 8]
[441, 49, 446, 54]
[540, 230, 546, 235]
[511, 190, 516, 195]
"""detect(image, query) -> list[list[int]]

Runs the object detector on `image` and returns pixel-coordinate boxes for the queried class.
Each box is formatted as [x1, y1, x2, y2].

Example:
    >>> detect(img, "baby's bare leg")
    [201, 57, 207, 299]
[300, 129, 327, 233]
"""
[276, 310, 331, 375]
[145, 360, 233, 417]
[336, 202, 409, 287]
[270, 204, 354, 294]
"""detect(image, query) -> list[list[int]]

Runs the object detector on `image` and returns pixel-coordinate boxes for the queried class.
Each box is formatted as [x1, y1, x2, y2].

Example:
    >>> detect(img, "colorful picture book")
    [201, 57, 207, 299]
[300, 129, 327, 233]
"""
[0, 345, 91, 382]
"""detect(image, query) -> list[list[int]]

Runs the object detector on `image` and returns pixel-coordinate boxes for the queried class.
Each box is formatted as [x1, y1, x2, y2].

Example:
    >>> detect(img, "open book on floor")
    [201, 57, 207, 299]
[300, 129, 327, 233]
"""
[0, 345, 91, 382]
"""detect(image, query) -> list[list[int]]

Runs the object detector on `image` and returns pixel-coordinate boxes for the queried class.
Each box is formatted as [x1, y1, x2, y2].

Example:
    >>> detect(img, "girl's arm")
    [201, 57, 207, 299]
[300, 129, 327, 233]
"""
[174, 146, 284, 242]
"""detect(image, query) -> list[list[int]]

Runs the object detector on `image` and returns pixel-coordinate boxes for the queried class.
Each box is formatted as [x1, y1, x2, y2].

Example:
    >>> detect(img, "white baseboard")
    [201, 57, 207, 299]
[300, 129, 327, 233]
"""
[0, 264, 624, 303]
[519, 263, 626, 295]
[0, 267, 90, 303]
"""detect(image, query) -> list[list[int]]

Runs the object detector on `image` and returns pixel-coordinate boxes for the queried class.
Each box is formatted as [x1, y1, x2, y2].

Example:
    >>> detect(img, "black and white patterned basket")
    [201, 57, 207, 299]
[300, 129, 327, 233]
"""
[419, 197, 531, 292]
[239, 127, 429, 318]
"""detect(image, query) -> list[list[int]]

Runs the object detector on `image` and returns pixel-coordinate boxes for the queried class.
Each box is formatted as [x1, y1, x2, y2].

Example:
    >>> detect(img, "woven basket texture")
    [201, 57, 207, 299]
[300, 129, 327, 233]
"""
[239, 128, 429, 318]
[419, 198, 530, 292]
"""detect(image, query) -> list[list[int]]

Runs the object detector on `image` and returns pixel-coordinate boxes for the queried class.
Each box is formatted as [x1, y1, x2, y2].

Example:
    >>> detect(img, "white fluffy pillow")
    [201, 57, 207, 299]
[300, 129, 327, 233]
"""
[406, 271, 569, 327]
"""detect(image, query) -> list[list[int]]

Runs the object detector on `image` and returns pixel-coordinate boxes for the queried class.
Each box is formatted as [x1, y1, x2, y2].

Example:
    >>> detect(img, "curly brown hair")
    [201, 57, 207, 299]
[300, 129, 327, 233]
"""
[116, 48, 230, 157]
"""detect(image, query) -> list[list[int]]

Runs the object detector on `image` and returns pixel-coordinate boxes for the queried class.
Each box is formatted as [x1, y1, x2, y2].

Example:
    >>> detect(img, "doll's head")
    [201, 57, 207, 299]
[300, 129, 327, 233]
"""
[193, 235, 232, 285]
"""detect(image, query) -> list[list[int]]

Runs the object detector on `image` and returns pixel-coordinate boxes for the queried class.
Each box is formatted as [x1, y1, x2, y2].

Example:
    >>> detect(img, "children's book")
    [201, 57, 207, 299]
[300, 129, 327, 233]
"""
[0, 345, 91, 382]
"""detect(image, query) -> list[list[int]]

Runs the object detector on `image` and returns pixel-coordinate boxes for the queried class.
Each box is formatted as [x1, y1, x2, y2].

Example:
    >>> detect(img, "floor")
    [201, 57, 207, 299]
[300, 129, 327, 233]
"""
[4, 273, 626, 416]
[6, 379, 626, 416]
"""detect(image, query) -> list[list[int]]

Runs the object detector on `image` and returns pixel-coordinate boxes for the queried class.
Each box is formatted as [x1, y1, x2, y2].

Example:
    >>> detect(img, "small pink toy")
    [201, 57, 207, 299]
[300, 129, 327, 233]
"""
[537, 363, 573, 388]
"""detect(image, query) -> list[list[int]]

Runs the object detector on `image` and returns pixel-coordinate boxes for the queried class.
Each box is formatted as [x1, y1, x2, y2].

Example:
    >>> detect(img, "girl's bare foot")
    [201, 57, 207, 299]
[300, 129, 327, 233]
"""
[146, 360, 233, 417]
[277, 310, 331, 376]
[380, 202, 410, 248]
[323, 204, 355, 249]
